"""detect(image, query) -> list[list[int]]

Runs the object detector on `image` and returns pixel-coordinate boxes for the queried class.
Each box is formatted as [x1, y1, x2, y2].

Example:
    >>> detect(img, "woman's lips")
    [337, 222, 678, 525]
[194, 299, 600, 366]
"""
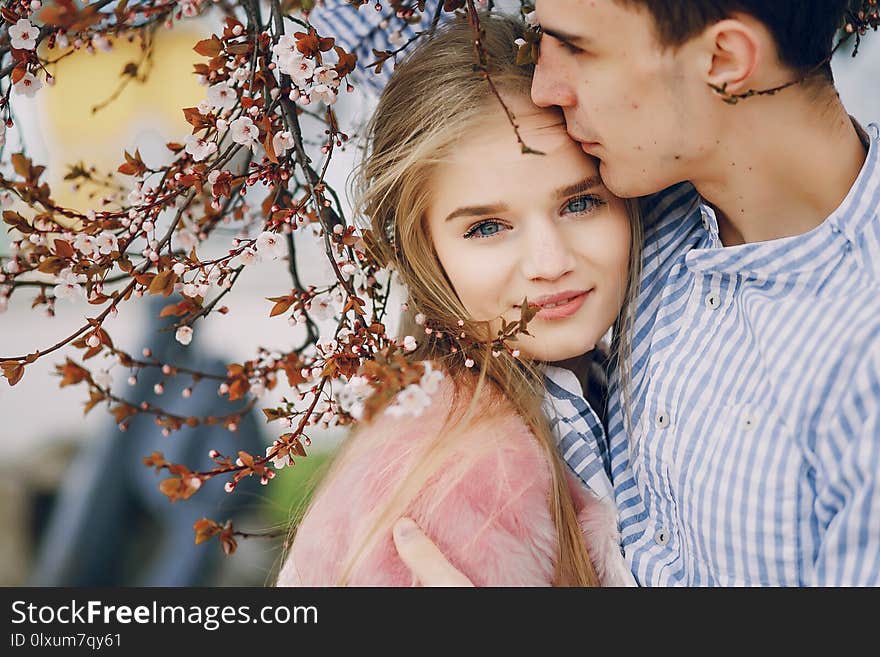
[580, 141, 601, 154]
[534, 291, 591, 321]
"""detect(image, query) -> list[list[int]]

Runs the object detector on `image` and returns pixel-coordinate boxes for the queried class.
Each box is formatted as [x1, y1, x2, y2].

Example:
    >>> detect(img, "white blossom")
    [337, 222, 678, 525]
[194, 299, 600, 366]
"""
[175, 326, 193, 345]
[176, 229, 198, 251]
[231, 65, 250, 84]
[385, 384, 431, 418]
[95, 231, 118, 255]
[53, 268, 87, 301]
[74, 233, 97, 257]
[272, 35, 298, 60]
[128, 187, 145, 205]
[420, 361, 444, 394]
[284, 55, 315, 83]
[229, 116, 259, 147]
[309, 294, 337, 321]
[93, 369, 113, 389]
[524, 10, 538, 27]
[255, 231, 286, 260]
[313, 66, 339, 86]
[14, 72, 42, 98]
[184, 134, 218, 162]
[180, 0, 201, 18]
[272, 130, 294, 157]
[9, 19, 40, 50]
[335, 375, 372, 421]
[207, 82, 236, 111]
[230, 247, 259, 268]
[91, 34, 112, 52]
[310, 84, 337, 106]
[402, 335, 417, 353]
[266, 440, 294, 470]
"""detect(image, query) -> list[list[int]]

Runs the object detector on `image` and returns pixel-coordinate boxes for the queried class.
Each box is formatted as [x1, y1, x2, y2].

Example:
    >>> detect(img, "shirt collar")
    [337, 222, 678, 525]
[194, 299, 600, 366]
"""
[685, 121, 880, 277]
[541, 364, 583, 398]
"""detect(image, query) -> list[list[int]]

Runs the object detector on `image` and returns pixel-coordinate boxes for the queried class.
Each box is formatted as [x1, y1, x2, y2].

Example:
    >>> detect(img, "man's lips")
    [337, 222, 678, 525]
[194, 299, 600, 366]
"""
[568, 131, 600, 148]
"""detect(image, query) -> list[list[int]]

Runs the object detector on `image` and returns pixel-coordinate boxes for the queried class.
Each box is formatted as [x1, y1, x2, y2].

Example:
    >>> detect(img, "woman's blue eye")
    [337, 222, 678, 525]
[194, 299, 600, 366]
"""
[564, 195, 602, 215]
[464, 221, 507, 239]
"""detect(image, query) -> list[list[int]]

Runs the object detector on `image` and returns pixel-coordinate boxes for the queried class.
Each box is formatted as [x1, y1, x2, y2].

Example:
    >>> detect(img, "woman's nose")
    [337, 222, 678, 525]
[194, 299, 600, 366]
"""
[520, 223, 575, 282]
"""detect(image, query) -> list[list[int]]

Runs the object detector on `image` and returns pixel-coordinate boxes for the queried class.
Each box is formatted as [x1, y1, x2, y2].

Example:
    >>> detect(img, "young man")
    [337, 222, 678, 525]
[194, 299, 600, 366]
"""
[392, 0, 880, 585]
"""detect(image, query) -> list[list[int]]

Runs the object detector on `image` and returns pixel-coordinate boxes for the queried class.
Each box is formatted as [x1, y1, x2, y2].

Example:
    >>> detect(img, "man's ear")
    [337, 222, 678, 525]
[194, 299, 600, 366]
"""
[701, 17, 763, 95]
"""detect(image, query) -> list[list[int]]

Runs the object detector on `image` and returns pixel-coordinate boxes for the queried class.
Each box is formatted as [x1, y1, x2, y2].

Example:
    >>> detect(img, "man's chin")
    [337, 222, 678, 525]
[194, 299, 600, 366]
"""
[599, 160, 665, 199]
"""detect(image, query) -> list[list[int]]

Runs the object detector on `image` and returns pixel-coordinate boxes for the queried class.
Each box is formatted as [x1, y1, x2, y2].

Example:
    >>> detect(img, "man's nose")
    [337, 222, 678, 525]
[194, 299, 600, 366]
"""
[531, 47, 576, 108]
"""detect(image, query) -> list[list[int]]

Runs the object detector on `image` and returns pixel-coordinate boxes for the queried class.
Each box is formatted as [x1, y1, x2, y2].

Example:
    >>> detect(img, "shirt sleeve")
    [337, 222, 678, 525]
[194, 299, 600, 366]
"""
[810, 344, 880, 586]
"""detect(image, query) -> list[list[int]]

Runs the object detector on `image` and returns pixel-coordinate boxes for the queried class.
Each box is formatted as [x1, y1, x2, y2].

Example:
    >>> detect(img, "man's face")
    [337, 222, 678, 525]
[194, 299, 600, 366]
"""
[531, 0, 709, 198]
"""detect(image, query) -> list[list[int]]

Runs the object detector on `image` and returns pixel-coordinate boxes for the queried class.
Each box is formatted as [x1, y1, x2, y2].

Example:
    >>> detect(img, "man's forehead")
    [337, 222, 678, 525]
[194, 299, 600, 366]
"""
[536, 0, 633, 34]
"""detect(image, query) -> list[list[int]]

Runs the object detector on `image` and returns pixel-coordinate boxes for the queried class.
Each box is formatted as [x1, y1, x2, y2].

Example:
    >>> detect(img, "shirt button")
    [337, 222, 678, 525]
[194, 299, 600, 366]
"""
[742, 413, 756, 431]
[654, 527, 671, 546]
[705, 292, 721, 310]
[655, 411, 671, 429]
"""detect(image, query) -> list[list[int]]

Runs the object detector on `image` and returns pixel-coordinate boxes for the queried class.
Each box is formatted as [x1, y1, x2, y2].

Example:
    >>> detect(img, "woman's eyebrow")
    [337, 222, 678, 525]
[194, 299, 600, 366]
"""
[444, 204, 507, 223]
[555, 176, 602, 199]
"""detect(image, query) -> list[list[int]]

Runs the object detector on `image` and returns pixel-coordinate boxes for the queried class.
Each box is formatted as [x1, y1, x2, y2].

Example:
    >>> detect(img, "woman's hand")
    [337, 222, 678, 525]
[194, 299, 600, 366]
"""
[392, 518, 475, 587]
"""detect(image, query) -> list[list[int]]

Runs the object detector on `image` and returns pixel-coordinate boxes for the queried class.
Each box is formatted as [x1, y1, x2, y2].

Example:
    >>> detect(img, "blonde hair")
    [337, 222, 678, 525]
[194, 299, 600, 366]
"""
[287, 13, 642, 586]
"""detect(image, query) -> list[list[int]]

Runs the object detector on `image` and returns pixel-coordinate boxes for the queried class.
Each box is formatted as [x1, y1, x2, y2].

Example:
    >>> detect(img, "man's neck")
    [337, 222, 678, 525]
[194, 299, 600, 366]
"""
[690, 93, 869, 246]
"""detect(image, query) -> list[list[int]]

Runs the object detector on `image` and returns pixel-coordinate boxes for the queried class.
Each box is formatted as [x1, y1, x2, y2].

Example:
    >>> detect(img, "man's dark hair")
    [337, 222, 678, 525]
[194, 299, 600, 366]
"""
[617, 1, 853, 82]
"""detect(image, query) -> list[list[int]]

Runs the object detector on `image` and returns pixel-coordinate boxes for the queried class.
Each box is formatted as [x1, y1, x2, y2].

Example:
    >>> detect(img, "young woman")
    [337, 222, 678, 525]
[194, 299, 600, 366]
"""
[275, 13, 641, 587]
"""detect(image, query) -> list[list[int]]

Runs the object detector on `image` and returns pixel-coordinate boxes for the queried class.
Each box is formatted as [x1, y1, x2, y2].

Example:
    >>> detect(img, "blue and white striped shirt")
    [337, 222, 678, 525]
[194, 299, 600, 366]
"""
[310, 6, 880, 585]
[601, 123, 880, 586]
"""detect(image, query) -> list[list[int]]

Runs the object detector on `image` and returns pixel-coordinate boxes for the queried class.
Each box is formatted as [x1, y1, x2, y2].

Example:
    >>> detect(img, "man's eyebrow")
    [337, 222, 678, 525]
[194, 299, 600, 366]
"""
[444, 204, 507, 223]
[555, 176, 602, 199]
[540, 26, 592, 48]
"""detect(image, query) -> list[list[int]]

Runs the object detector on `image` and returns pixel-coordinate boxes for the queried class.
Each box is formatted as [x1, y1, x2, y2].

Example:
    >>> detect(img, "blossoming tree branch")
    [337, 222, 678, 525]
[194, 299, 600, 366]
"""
[0, 0, 548, 554]
[2, 0, 876, 556]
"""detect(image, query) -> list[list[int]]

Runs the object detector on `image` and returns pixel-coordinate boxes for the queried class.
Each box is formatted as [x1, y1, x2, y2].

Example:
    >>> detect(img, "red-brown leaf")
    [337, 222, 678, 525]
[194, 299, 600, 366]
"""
[193, 36, 222, 58]
[53, 239, 74, 258]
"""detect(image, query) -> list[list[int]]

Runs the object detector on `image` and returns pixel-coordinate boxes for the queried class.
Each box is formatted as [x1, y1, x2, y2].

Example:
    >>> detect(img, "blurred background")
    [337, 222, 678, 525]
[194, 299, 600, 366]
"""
[1, 10, 878, 586]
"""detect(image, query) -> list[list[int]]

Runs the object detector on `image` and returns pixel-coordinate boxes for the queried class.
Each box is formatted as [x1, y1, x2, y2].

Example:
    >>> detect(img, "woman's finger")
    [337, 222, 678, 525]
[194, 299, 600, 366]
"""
[392, 517, 474, 587]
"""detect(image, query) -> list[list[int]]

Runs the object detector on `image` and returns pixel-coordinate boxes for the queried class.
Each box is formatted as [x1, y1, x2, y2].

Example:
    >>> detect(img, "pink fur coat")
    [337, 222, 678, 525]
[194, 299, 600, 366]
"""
[276, 375, 635, 587]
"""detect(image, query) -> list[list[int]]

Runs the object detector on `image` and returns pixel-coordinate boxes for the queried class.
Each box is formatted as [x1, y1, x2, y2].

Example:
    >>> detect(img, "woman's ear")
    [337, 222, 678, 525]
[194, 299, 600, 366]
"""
[701, 17, 762, 95]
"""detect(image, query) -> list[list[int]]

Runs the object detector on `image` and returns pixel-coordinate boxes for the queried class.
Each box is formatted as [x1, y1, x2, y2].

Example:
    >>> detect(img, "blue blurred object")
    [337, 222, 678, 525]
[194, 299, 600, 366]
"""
[308, 0, 446, 96]
[28, 297, 265, 586]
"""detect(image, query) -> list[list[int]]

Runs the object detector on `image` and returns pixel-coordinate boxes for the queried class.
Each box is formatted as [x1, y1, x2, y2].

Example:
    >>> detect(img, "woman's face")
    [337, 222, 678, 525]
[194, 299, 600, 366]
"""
[426, 95, 631, 363]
